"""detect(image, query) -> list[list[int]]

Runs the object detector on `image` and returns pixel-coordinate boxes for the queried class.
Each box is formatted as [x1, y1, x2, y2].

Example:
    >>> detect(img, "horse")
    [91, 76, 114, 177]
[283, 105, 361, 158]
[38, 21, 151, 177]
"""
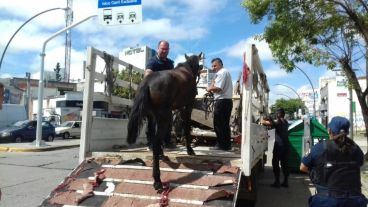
[127, 53, 204, 191]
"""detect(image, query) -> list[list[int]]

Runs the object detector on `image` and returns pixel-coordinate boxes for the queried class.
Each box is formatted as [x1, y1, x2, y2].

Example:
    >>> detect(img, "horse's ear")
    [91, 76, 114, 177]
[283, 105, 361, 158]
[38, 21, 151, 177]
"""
[199, 52, 204, 60]
[185, 54, 189, 60]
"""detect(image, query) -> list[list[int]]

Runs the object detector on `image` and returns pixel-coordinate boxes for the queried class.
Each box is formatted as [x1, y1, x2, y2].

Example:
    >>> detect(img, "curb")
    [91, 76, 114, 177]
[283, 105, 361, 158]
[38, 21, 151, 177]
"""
[0, 144, 79, 152]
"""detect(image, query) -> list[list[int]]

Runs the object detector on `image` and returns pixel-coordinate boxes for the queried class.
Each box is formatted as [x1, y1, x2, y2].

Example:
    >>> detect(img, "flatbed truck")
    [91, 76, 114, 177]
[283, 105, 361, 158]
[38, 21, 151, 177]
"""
[41, 44, 271, 207]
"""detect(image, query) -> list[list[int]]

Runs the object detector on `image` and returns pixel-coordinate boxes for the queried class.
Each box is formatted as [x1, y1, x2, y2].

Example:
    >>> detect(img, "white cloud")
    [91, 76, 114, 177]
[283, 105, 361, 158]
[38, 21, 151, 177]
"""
[264, 65, 288, 79]
[269, 84, 302, 104]
[0, 19, 64, 53]
[142, 0, 170, 9]
[142, 0, 227, 25]
[210, 36, 274, 61]
[297, 84, 313, 91]
[28, 44, 87, 81]
[173, 55, 186, 67]
[0, 0, 66, 19]
[320, 69, 336, 79]
[0, 73, 13, 79]
[76, 18, 207, 43]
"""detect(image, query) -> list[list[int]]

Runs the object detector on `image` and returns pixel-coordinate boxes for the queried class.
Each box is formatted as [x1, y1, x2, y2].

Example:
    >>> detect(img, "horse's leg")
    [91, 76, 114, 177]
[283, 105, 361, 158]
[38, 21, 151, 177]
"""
[152, 110, 171, 191]
[152, 126, 162, 191]
[182, 106, 195, 155]
[146, 114, 156, 150]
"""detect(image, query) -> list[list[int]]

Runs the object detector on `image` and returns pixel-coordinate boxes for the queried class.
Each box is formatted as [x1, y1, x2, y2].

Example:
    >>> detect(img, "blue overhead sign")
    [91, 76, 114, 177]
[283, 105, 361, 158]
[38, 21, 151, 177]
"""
[98, 0, 142, 25]
[98, 0, 141, 8]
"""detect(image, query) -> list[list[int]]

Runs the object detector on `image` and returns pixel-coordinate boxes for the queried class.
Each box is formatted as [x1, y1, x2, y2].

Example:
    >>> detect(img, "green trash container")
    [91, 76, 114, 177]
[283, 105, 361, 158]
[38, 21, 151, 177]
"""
[310, 117, 329, 145]
[287, 117, 329, 172]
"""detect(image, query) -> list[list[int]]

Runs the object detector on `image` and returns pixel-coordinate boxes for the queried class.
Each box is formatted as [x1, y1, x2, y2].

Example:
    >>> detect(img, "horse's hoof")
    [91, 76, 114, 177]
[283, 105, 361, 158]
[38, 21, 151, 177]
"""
[154, 181, 163, 192]
[187, 148, 195, 155]
[159, 155, 170, 161]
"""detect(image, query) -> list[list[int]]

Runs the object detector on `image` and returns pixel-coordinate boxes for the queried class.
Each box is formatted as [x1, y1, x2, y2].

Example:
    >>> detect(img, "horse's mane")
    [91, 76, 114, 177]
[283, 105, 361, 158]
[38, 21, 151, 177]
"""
[176, 62, 186, 68]
[176, 55, 200, 75]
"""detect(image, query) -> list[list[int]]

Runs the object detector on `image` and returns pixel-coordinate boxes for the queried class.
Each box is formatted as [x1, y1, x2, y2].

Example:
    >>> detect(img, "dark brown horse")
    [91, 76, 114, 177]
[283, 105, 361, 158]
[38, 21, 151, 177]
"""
[127, 53, 204, 191]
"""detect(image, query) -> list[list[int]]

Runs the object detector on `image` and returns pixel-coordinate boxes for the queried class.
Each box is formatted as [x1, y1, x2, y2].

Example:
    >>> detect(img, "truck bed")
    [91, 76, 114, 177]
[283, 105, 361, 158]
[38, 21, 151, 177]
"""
[41, 145, 242, 207]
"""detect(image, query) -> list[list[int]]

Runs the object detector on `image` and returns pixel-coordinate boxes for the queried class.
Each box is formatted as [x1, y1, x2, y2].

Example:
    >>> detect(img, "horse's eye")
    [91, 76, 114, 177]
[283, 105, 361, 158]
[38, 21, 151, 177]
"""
[199, 65, 204, 69]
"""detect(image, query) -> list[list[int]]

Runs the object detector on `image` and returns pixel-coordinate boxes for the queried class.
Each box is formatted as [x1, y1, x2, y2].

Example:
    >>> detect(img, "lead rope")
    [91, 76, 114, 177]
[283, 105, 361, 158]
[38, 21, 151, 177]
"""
[102, 51, 115, 97]
[203, 92, 214, 120]
[159, 182, 171, 206]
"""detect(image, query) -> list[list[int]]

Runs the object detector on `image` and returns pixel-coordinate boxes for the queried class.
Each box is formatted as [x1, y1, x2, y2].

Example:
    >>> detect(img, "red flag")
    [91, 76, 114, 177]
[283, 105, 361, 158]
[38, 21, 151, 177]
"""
[242, 52, 249, 83]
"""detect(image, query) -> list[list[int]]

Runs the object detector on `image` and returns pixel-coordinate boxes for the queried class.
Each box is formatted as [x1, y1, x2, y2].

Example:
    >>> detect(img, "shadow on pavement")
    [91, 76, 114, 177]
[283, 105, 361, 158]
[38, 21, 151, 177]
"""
[255, 166, 313, 207]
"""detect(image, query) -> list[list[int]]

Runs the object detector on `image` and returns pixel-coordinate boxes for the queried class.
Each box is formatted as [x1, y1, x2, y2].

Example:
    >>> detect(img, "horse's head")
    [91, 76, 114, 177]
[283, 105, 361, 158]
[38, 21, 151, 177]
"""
[184, 52, 204, 79]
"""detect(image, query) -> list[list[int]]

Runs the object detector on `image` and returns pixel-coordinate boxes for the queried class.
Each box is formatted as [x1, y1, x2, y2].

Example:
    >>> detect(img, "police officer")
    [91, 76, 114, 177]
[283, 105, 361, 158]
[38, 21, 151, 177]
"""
[261, 108, 289, 187]
[300, 116, 367, 207]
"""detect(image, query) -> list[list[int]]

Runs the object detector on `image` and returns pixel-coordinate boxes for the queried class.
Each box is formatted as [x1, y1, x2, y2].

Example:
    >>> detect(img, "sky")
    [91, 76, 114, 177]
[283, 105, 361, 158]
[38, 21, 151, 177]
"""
[0, 0, 366, 105]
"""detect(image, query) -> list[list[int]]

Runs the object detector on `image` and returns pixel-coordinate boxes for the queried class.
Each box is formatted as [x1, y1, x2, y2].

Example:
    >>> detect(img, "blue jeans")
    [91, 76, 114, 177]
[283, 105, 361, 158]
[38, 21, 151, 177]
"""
[309, 194, 368, 207]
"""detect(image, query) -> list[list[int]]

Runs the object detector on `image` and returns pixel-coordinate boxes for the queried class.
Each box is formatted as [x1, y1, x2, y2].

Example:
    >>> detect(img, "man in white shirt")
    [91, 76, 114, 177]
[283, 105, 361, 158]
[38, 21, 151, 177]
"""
[206, 58, 233, 150]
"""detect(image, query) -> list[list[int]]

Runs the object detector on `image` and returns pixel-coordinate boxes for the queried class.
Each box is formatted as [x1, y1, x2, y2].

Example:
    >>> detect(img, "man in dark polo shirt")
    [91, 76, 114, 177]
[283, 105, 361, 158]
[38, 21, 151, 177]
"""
[145, 40, 176, 150]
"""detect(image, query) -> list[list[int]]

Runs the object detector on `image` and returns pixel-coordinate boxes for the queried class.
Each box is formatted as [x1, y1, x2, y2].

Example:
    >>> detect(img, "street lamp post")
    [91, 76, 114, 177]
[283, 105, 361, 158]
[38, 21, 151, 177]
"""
[0, 7, 69, 72]
[295, 65, 317, 117]
[274, 84, 302, 100]
[35, 15, 97, 147]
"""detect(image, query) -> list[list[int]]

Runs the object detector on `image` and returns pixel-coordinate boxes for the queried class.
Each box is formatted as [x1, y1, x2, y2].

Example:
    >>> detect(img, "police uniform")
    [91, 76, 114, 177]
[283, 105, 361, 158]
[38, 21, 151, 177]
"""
[272, 118, 289, 186]
[301, 120, 367, 207]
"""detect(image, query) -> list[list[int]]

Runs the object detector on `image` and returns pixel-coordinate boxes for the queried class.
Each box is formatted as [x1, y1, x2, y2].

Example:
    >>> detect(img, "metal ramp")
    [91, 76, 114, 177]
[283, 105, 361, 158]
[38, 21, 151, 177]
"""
[41, 146, 241, 207]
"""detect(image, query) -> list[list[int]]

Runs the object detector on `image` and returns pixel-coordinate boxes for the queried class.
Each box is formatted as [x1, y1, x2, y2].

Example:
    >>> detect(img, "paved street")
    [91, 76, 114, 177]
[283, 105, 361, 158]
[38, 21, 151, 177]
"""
[0, 147, 79, 207]
[0, 136, 366, 207]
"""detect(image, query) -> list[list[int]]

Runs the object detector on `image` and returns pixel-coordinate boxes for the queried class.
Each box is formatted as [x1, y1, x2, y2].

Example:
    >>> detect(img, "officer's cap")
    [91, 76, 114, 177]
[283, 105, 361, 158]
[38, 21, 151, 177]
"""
[276, 108, 285, 115]
[328, 116, 350, 135]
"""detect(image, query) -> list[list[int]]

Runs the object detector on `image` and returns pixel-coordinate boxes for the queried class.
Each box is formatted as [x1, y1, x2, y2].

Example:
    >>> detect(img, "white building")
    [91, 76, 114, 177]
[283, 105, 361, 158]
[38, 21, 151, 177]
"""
[319, 75, 367, 132]
[119, 45, 156, 70]
[298, 88, 319, 116]
[91, 45, 152, 94]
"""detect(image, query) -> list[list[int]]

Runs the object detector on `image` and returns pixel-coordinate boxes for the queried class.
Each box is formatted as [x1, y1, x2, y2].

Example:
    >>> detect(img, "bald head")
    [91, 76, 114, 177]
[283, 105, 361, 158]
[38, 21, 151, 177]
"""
[157, 40, 170, 60]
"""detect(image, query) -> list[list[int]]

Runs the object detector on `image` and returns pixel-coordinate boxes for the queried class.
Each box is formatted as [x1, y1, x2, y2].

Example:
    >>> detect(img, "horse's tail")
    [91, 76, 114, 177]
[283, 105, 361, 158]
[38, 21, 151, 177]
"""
[127, 84, 150, 144]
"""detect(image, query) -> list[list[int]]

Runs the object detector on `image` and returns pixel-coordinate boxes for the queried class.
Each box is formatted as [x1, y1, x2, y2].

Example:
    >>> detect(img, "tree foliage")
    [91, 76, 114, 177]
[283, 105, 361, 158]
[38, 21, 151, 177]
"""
[242, 0, 368, 157]
[54, 62, 62, 82]
[112, 68, 143, 99]
[270, 98, 306, 119]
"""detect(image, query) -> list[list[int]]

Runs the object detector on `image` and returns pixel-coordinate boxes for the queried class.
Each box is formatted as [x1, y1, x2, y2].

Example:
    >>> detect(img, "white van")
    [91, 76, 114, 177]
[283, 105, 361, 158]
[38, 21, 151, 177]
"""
[0, 104, 27, 130]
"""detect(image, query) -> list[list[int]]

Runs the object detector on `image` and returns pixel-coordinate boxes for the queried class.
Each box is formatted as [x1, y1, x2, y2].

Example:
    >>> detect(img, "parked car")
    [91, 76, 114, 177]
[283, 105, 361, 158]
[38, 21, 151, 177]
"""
[0, 120, 55, 143]
[55, 121, 81, 139]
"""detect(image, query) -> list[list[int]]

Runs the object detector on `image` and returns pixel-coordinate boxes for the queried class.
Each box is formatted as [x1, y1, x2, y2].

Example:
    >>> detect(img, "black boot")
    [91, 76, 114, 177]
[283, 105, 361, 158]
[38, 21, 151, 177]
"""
[270, 180, 280, 188]
[281, 176, 288, 187]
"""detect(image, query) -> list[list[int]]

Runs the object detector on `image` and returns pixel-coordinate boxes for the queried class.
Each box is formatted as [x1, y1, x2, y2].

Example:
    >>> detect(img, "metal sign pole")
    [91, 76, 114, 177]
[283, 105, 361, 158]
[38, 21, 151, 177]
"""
[35, 15, 97, 147]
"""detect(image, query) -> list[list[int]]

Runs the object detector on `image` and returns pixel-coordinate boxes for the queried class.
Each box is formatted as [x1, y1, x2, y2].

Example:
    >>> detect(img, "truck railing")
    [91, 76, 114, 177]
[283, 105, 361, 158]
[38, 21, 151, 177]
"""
[79, 47, 145, 163]
[241, 44, 270, 176]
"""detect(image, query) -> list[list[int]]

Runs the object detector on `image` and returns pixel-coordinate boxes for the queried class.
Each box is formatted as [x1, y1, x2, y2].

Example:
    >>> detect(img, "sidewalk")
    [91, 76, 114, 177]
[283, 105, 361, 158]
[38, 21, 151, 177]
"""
[0, 138, 80, 152]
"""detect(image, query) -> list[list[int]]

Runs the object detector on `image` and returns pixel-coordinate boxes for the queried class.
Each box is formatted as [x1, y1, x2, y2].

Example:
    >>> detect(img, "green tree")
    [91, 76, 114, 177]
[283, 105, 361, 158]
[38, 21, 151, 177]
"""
[113, 68, 143, 99]
[270, 98, 306, 119]
[242, 0, 368, 158]
[54, 62, 62, 82]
